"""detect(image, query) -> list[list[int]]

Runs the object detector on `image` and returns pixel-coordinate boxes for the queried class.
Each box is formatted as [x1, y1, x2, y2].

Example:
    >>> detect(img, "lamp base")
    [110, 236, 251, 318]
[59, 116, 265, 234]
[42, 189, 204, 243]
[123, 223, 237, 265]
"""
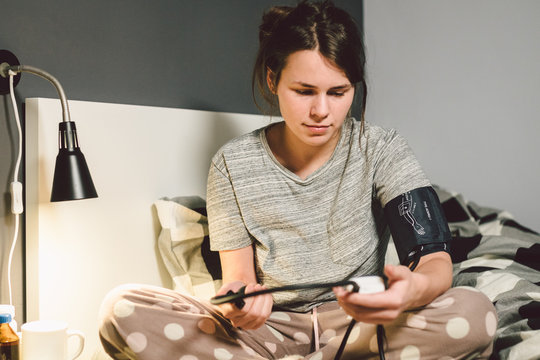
[0, 50, 22, 95]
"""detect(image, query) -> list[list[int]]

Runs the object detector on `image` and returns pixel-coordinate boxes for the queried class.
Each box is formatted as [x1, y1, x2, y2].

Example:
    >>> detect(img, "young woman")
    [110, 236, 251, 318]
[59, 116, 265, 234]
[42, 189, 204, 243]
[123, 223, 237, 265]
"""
[100, 2, 497, 359]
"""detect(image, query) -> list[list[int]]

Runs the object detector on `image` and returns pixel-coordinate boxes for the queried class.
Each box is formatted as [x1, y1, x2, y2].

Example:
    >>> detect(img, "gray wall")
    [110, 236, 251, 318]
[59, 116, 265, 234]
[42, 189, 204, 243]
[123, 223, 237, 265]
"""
[364, 1, 540, 230]
[0, 1, 363, 325]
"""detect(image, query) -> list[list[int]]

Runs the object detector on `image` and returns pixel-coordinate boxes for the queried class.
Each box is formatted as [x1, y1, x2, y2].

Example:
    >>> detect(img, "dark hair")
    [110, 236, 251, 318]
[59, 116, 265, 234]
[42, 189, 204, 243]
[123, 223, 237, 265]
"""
[252, 0, 367, 125]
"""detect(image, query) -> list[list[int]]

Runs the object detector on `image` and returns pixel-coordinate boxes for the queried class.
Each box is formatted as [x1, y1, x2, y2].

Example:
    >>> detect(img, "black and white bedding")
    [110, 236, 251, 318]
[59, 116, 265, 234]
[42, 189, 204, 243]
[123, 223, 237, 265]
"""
[435, 186, 540, 360]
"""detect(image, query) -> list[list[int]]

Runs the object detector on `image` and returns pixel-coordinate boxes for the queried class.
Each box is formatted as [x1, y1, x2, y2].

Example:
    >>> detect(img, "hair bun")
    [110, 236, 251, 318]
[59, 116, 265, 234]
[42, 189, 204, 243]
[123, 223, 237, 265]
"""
[259, 6, 294, 43]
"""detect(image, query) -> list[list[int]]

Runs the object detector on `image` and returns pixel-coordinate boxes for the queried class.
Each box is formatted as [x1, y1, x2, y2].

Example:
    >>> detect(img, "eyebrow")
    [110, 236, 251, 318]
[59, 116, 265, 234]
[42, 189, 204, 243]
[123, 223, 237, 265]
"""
[293, 81, 352, 90]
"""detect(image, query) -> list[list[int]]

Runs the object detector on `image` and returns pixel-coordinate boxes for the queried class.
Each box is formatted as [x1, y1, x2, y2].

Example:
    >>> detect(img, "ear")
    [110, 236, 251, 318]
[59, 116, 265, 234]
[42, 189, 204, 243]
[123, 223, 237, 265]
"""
[266, 68, 276, 94]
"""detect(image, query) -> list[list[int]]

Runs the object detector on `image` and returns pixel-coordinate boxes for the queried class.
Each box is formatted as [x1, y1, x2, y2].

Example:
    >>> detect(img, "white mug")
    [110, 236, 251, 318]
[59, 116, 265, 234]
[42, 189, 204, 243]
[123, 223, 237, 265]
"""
[21, 320, 84, 360]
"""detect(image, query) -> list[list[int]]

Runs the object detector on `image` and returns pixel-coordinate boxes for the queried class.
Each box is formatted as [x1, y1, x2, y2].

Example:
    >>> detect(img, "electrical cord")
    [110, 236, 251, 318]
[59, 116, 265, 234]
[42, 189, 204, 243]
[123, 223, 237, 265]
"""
[211, 254, 422, 360]
[210, 280, 360, 307]
[365, 254, 420, 360]
[333, 315, 356, 360]
[338, 254, 420, 360]
[7, 72, 24, 307]
[210, 278, 385, 360]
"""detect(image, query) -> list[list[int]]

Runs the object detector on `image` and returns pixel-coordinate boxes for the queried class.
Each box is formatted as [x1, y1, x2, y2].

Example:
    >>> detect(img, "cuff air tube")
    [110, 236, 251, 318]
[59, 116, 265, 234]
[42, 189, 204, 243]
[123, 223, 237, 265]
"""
[384, 186, 451, 266]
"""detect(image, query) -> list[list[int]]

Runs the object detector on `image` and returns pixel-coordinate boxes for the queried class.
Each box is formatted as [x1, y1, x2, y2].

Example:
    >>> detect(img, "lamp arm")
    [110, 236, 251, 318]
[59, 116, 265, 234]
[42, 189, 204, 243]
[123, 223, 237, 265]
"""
[7, 64, 71, 122]
[0, 51, 97, 202]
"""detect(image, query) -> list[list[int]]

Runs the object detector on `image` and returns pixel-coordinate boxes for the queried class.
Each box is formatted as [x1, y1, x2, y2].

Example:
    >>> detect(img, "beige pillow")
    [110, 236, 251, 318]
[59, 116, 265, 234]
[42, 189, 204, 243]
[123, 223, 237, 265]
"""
[154, 197, 222, 299]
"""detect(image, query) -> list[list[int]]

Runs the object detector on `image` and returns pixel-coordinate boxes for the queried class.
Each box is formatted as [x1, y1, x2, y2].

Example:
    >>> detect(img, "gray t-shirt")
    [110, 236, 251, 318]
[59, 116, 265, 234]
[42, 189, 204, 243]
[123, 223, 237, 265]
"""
[207, 118, 430, 312]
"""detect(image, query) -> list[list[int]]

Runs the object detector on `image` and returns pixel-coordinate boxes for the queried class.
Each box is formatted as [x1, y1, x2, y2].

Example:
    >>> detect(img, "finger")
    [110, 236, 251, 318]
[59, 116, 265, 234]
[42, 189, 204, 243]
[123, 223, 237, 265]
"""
[261, 292, 273, 318]
[245, 285, 272, 324]
[214, 281, 248, 316]
[385, 264, 411, 282]
[249, 293, 273, 329]
[244, 283, 265, 308]
[338, 290, 399, 309]
[216, 303, 235, 317]
[337, 294, 387, 313]
[333, 286, 354, 298]
[338, 299, 402, 323]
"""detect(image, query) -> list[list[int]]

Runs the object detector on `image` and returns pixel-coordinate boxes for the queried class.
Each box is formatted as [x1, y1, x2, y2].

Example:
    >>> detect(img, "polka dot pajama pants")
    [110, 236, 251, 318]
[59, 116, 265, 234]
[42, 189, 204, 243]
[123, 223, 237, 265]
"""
[99, 285, 497, 360]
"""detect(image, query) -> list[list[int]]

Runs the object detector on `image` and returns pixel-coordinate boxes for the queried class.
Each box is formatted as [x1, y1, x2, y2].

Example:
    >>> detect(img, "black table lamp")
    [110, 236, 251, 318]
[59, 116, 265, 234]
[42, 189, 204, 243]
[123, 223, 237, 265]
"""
[0, 49, 97, 201]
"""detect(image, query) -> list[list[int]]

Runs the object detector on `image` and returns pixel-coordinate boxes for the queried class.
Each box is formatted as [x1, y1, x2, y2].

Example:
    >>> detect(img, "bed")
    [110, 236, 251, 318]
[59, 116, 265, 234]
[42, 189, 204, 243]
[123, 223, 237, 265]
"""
[25, 98, 539, 360]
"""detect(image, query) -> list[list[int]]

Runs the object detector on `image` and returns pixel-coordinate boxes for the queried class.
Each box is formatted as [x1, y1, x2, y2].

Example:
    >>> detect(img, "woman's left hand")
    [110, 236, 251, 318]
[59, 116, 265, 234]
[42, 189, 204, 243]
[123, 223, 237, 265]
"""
[334, 252, 453, 324]
[333, 264, 417, 324]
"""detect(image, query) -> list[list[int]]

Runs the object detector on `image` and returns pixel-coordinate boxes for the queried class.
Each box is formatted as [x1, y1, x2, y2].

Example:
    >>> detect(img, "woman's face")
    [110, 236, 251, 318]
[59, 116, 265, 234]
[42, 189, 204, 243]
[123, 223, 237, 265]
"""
[273, 50, 355, 150]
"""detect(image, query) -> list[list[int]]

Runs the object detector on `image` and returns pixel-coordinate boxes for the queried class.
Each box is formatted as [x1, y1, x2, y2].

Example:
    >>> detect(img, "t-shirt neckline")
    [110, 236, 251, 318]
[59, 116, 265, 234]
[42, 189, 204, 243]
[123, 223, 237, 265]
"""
[259, 118, 352, 184]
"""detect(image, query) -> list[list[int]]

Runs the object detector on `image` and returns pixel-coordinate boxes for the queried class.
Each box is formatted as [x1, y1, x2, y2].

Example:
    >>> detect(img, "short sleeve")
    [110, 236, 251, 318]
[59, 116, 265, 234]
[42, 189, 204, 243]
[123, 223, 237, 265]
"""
[372, 130, 431, 207]
[206, 156, 253, 251]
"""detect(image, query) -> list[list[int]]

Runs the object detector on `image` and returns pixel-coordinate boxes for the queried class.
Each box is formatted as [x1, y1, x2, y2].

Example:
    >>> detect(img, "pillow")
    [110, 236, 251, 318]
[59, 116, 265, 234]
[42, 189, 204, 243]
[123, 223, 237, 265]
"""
[154, 196, 222, 299]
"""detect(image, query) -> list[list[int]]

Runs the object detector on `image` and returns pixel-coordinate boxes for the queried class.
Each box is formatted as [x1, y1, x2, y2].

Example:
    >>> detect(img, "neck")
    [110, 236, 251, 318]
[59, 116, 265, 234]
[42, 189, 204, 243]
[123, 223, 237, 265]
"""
[267, 122, 340, 180]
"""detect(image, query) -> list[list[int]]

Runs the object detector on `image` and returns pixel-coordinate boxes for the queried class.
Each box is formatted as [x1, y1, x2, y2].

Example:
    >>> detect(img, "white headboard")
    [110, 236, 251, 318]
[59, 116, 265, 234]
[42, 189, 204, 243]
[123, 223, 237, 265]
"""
[25, 98, 273, 359]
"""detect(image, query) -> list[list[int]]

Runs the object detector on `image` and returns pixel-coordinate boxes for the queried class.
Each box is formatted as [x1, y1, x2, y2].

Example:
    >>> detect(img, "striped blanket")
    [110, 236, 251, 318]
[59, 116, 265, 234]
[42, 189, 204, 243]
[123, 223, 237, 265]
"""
[435, 186, 540, 360]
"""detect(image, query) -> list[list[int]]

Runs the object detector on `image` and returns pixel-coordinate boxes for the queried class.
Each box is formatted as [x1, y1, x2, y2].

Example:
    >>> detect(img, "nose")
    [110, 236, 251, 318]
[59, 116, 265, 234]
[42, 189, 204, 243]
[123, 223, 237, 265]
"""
[310, 94, 329, 121]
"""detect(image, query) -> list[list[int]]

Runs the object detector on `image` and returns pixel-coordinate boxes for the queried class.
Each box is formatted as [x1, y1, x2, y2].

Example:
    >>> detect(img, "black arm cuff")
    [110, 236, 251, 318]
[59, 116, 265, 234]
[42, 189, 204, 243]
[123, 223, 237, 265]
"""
[384, 186, 451, 266]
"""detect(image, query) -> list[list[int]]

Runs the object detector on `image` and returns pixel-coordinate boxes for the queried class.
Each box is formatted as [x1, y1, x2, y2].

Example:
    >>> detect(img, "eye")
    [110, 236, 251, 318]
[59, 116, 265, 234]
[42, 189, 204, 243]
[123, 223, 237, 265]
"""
[328, 85, 352, 97]
[328, 91, 346, 97]
[294, 89, 314, 96]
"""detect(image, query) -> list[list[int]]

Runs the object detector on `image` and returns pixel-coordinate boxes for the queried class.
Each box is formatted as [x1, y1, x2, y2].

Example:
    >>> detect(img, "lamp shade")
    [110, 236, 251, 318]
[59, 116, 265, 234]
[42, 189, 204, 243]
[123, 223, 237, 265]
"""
[50, 121, 97, 202]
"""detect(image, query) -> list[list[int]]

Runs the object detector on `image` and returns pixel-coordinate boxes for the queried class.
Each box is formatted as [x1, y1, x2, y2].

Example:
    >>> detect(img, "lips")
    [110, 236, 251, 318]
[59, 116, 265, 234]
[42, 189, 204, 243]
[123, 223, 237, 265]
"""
[305, 124, 330, 134]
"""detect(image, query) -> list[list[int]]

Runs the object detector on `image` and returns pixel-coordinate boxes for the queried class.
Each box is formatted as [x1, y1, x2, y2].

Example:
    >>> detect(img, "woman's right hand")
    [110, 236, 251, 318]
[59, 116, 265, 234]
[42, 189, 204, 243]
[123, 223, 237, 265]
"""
[215, 280, 273, 330]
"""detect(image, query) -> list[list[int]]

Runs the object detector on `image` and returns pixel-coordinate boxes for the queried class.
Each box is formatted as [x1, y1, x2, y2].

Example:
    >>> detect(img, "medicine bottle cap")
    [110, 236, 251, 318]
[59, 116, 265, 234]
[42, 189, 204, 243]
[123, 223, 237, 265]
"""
[0, 313, 12, 323]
